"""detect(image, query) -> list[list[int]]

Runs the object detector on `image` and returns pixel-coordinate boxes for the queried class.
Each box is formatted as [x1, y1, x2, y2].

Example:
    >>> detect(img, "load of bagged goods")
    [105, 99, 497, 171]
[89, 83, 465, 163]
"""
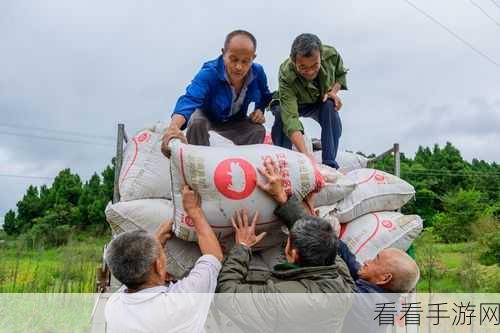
[105, 124, 422, 279]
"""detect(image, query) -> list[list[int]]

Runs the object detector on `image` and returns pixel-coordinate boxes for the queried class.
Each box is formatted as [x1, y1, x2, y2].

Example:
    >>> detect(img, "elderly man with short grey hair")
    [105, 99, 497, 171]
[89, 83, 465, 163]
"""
[104, 185, 223, 333]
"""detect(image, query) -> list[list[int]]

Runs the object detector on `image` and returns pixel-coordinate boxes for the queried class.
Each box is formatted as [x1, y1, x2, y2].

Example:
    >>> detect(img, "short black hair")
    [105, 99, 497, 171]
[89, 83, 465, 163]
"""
[224, 30, 257, 51]
[290, 33, 322, 61]
[289, 216, 337, 267]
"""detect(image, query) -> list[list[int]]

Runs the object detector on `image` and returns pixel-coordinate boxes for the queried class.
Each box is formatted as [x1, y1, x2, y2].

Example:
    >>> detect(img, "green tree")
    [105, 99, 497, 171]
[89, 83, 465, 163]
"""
[16, 185, 43, 233]
[433, 189, 484, 242]
[2, 210, 18, 235]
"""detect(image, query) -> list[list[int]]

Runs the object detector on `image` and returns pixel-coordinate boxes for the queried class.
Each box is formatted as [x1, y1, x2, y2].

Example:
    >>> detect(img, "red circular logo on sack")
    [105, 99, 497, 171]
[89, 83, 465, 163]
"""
[136, 132, 150, 143]
[382, 220, 393, 229]
[183, 215, 194, 227]
[374, 174, 385, 182]
[214, 158, 257, 200]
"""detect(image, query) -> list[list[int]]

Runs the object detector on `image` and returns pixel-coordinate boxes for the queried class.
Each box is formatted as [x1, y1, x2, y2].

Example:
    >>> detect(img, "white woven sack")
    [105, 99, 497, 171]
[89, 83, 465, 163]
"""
[334, 168, 415, 223]
[314, 151, 369, 174]
[208, 131, 235, 147]
[104, 199, 201, 279]
[169, 140, 324, 242]
[314, 164, 357, 206]
[339, 212, 423, 262]
[119, 125, 171, 201]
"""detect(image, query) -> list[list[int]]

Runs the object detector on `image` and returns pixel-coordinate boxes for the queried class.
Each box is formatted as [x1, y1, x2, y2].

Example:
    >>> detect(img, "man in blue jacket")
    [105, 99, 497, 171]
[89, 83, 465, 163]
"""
[162, 30, 273, 153]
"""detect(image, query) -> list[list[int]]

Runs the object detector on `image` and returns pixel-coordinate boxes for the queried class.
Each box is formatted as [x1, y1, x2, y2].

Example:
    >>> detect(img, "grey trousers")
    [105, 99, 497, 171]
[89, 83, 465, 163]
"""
[186, 109, 266, 146]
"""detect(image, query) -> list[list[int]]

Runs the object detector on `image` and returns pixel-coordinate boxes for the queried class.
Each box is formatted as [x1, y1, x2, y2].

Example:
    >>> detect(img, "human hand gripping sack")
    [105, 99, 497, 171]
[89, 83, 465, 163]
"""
[231, 209, 266, 249]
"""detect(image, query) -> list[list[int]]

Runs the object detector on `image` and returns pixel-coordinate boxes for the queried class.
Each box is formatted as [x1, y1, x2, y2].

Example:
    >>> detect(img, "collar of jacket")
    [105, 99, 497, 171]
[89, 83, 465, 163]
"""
[355, 278, 387, 293]
[272, 262, 341, 281]
[215, 55, 257, 84]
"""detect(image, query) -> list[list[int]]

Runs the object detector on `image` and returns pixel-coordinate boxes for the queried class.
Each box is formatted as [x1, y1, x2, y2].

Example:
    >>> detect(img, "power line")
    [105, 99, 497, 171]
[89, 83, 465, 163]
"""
[400, 0, 500, 67]
[0, 131, 112, 147]
[0, 123, 114, 141]
[0, 174, 54, 180]
[469, 0, 500, 27]
[489, 0, 500, 10]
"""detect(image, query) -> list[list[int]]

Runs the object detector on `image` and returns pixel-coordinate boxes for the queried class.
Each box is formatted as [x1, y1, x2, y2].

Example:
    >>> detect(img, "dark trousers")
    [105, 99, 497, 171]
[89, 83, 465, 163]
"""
[271, 99, 342, 169]
[186, 109, 266, 146]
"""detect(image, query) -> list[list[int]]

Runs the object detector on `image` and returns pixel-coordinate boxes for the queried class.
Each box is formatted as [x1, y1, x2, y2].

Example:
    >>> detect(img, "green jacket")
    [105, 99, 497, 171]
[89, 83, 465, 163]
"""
[214, 197, 355, 332]
[277, 45, 348, 136]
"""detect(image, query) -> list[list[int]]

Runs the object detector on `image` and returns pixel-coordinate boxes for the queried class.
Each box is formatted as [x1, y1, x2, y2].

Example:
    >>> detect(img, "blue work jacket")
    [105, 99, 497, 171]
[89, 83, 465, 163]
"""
[173, 55, 272, 128]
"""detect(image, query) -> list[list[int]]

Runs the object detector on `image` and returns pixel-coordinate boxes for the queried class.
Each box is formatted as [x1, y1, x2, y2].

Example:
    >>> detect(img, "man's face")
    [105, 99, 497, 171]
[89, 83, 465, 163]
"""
[222, 35, 256, 84]
[294, 51, 321, 81]
[358, 249, 392, 284]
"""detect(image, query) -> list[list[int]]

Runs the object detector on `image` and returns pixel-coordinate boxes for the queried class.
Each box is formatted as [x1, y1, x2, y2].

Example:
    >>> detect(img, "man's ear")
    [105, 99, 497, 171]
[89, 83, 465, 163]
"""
[221, 48, 225, 55]
[153, 258, 163, 275]
[291, 248, 300, 265]
[253, 53, 257, 60]
[375, 273, 393, 286]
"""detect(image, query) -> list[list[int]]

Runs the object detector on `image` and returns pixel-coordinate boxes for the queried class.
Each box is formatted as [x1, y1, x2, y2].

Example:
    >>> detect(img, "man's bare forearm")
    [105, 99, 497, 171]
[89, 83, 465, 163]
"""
[189, 209, 223, 262]
[289, 131, 310, 156]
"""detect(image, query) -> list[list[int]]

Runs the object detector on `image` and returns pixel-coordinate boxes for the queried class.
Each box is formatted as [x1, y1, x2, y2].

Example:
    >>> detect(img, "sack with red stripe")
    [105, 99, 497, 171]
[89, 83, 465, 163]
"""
[314, 165, 357, 206]
[104, 199, 202, 279]
[339, 212, 423, 263]
[333, 168, 415, 223]
[119, 126, 171, 201]
[168, 140, 325, 243]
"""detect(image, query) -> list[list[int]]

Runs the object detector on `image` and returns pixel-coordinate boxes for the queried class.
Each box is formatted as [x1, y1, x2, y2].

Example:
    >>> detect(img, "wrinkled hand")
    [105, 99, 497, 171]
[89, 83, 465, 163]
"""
[155, 220, 174, 247]
[249, 109, 265, 124]
[257, 159, 288, 204]
[231, 209, 266, 248]
[181, 185, 202, 217]
[322, 91, 342, 111]
[161, 126, 187, 158]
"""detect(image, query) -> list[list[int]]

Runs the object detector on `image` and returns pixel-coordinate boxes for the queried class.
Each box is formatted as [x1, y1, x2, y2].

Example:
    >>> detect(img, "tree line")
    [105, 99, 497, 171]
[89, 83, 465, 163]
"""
[3, 160, 115, 247]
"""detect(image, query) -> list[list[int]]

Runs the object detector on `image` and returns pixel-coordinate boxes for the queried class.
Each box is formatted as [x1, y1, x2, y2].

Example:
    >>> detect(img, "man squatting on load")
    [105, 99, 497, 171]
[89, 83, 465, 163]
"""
[161, 29, 272, 154]
[271, 33, 347, 169]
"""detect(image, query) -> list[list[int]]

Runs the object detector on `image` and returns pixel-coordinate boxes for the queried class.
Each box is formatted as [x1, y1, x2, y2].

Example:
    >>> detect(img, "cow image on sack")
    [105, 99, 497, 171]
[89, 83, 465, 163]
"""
[168, 140, 325, 245]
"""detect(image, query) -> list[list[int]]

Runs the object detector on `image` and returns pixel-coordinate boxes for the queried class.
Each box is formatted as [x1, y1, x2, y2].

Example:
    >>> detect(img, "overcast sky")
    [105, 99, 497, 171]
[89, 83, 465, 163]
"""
[1, 0, 499, 224]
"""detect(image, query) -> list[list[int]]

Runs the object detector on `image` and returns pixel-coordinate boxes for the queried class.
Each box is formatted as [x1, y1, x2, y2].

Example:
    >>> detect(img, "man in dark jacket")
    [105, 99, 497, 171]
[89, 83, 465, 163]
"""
[162, 30, 273, 155]
[214, 160, 355, 332]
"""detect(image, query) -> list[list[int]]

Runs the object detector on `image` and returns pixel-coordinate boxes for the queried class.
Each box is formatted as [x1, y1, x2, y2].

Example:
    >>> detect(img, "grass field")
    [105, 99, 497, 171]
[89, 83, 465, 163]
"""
[414, 230, 500, 293]
[1, 229, 499, 293]
[0, 234, 109, 293]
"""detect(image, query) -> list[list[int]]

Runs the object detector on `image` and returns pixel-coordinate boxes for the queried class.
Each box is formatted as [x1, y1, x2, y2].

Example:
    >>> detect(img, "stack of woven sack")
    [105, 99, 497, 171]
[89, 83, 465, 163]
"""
[105, 124, 422, 280]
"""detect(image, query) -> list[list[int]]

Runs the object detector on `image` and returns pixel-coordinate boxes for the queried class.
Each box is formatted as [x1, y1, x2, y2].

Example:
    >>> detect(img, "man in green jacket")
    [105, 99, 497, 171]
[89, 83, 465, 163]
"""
[271, 33, 348, 169]
[214, 160, 355, 332]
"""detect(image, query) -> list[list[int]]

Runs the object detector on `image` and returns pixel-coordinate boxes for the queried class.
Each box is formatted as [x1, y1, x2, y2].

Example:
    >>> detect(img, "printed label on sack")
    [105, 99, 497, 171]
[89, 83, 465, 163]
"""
[381, 219, 394, 229]
[135, 132, 150, 143]
[214, 158, 257, 200]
